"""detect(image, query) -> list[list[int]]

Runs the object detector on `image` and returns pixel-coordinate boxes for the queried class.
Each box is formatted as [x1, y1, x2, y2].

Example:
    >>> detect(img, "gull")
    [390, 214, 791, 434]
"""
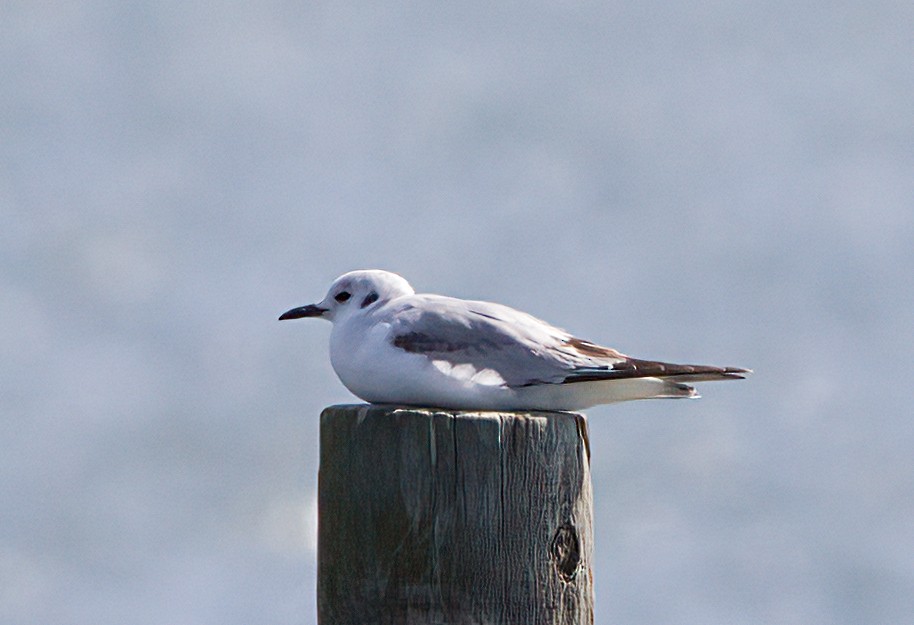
[279, 270, 749, 411]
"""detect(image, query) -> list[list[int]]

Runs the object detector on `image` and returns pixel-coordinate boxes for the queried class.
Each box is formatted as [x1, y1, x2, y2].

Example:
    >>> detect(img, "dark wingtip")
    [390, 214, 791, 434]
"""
[725, 367, 752, 378]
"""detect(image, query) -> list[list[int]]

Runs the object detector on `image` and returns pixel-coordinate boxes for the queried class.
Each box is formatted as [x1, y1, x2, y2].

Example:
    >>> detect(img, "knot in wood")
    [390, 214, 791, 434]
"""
[550, 523, 581, 581]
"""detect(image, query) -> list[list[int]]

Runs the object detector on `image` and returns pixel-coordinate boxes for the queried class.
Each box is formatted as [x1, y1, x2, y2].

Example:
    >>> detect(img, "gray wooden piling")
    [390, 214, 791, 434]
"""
[317, 404, 594, 625]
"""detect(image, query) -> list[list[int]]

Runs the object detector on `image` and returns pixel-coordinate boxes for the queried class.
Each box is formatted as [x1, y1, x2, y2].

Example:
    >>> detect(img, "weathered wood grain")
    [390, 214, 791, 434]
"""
[318, 404, 594, 625]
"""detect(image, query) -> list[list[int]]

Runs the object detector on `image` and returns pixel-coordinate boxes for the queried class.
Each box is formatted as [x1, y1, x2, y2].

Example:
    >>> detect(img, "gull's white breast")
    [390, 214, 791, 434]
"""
[328, 311, 516, 409]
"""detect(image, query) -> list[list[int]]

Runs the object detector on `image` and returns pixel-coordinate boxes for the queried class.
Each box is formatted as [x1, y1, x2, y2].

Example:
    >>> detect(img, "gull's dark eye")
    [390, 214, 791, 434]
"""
[334, 291, 351, 303]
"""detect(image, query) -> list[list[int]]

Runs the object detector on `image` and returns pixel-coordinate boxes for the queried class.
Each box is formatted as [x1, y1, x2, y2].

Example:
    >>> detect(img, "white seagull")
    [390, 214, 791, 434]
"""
[279, 270, 749, 411]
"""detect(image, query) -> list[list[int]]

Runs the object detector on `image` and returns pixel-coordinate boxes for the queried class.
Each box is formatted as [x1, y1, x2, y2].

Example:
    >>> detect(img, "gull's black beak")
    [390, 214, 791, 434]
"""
[278, 304, 328, 320]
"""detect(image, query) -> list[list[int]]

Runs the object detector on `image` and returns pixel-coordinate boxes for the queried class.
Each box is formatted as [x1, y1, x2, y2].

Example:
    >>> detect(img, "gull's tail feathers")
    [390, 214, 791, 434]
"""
[613, 378, 700, 401]
[552, 358, 750, 406]
[659, 380, 700, 399]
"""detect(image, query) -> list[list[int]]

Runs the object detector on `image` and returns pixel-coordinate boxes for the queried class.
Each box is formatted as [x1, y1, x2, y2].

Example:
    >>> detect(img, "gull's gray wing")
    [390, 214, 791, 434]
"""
[385, 295, 626, 387]
[386, 295, 749, 387]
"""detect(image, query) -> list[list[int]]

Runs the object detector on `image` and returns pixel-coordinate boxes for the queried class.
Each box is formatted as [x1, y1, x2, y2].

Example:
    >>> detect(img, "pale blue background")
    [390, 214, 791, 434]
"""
[3, 2, 913, 624]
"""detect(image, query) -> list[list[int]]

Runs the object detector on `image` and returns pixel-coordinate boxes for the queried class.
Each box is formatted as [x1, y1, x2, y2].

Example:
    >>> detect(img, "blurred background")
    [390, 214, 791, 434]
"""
[3, 1, 913, 624]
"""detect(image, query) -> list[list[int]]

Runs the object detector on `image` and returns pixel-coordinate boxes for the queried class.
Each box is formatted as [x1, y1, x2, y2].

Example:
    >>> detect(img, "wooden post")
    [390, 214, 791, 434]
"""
[318, 404, 594, 625]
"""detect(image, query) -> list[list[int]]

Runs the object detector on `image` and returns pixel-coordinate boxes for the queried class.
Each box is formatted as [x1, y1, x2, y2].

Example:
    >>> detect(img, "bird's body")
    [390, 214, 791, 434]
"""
[280, 270, 749, 411]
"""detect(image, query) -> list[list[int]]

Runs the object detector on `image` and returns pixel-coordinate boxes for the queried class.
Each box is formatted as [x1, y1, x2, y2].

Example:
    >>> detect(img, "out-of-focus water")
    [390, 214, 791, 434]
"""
[3, 2, 913, 624]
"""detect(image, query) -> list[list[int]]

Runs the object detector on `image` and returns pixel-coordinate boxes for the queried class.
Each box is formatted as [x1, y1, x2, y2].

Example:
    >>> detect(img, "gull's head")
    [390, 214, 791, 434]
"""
[278, 270, 414, 323]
